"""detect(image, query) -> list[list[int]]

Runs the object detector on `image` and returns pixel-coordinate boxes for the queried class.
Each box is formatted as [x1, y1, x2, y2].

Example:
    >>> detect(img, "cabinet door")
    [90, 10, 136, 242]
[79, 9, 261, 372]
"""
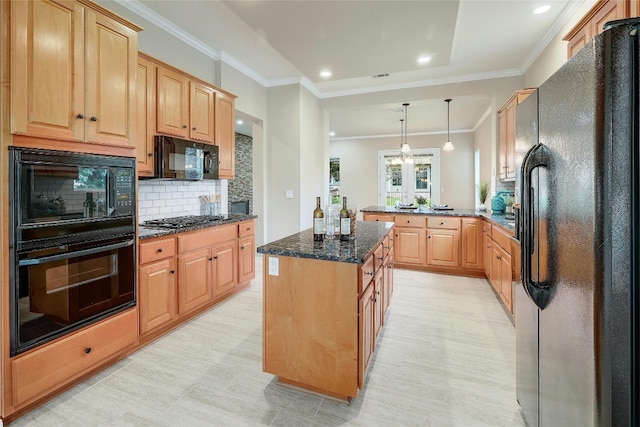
[384, 247, 394, 317]
[483, 232, 492, 279]
[84, 10, 137, 146]
[461, 219, 483, 269]
[139, 259, 176, 334]
[11, 0, 84, 141]
[358, 283, 374, 389]
[505, 100, 517, 179]
[394, 228, 426, 265]
[238, 235, 256, 285]
[157, 66, 189, 137]
[212, 241, 238, 297]
[591, 0, 621, 36]
[498, 108, 507, 180]
[373, 268, 383, 343]
[216, 92, 235, 179]
[189, 81, 215, 143]
[136, 56, 156, 176]
[490, 243, 502, 292]
[177, 248, 211, 314]
[426, 229, 460, 267]
[500, 249, 513, 313]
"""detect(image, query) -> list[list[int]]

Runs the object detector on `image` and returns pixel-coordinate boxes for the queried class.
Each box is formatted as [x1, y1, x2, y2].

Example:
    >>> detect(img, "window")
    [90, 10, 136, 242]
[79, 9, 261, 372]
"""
[329, 158, 341, 204]
[378, 149, 440, 206]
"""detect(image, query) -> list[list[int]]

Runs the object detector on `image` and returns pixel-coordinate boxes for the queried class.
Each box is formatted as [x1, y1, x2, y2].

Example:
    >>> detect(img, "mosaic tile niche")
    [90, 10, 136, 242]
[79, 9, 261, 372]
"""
[228, 133, 253, 214]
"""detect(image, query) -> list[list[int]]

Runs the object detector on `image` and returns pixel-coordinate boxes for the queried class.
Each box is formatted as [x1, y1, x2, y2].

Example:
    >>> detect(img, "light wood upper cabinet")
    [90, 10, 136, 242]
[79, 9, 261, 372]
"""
[190, 82, 215, 143]
[216, 91, 236, 179]
[157, 66, 189, 138]
[564, 0, 631, 58]
[156, 67, 216, 144]
[136, 55, 157, 176]
[498, 89, 534, 181]
[11, 0, 139, 147]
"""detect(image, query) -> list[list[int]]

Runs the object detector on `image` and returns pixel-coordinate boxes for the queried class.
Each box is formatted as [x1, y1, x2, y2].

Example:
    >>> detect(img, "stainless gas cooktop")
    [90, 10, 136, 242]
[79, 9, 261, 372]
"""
[142, 215, 225, 229]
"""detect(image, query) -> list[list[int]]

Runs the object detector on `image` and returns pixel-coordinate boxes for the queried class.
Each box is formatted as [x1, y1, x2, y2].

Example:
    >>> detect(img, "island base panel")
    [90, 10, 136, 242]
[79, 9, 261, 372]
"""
[263, 255, 359, 399]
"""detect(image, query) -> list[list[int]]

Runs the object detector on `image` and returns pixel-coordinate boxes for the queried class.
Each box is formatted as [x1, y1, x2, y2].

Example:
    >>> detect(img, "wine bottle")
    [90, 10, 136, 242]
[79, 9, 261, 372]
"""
[313, 197, 324, 241]
[340, 196, 350, 241]
[83, 193, 96, 218]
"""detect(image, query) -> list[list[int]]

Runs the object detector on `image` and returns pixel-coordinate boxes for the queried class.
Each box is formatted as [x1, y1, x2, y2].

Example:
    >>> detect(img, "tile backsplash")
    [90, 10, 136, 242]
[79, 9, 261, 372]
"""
[138, 180, 222, 222]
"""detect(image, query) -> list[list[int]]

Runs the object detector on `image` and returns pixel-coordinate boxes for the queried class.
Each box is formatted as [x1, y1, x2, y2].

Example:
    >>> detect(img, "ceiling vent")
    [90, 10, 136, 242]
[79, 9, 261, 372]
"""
[372, 73, 389, 78]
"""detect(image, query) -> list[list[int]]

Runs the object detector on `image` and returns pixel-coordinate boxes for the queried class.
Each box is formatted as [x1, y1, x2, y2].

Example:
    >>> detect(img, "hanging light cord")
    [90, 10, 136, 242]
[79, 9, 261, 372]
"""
[445, 98, 452, 141]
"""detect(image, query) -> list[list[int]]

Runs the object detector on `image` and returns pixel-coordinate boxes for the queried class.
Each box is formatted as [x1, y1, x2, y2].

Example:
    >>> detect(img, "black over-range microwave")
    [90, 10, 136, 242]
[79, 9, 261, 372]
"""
[152, 136, 219, 180]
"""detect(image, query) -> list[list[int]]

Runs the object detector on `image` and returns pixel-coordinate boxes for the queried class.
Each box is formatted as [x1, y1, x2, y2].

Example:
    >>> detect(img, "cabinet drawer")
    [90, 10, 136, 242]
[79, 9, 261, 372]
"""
[394, 215, 425, 228]
[238, 220, 254, 238]
[363, 213, 394, 222]
[492, 226, 511, 253]
[12, 309, 137, 406]
[139, 237, 176, 264]
[178, 224, 237, 253]
[373, 243, 384, 272]
[427, 217, 460, 230]
[360, 255, 375, 293]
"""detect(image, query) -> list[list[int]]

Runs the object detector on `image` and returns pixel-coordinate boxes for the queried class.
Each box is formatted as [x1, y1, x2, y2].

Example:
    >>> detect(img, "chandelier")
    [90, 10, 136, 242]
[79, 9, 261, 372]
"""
[443, 98, 454, 151]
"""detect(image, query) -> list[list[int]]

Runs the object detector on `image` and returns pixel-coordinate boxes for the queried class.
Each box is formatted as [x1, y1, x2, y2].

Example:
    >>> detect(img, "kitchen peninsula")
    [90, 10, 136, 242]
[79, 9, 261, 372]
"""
[257, 221, 394, 401]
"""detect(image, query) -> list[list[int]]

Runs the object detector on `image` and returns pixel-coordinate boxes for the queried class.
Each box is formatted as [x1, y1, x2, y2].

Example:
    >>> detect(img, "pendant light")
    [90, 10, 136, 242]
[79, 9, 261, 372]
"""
[399, 103, 413, 163]
[443, 98, 454, 151]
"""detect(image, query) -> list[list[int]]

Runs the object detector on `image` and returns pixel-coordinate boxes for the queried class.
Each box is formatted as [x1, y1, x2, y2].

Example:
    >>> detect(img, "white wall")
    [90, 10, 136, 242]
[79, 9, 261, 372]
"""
[524, 0, 599, 88]
[330, 132, 476, 212]
[474, 112, 492, 205]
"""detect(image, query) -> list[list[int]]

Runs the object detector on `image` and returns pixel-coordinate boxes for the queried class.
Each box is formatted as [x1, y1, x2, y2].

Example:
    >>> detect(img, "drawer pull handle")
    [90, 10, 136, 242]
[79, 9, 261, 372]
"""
[170, 270, 175, 274]
[213, 256, 218, 260]
[440, 222, 444, 225]
[182, 125, 187, 129]
[208, 257, 213, 261]
[377, 256, 383, 261]
[76, 113, 84, 119]
[90, 116, 97, 122]
[192, 127, 197, 130]
[148, 152, 153, 157]
[376, 291, 380, 295]
[372, 298, 377, 303]
[241, 246, 245, 250]
[428, 236, 431, 239]
[365, 271, 374, 276]
[84, 347, 92, 354]
[157, 248, 163, 253]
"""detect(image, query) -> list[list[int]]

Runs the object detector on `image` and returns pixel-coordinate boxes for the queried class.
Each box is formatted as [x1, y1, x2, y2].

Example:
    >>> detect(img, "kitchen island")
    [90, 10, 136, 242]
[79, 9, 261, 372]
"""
[257, 221, 394, 401]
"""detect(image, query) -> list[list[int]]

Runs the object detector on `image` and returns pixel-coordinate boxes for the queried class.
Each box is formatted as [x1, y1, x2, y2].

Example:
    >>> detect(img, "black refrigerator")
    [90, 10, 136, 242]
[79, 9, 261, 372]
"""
[515, 18, 640, 427]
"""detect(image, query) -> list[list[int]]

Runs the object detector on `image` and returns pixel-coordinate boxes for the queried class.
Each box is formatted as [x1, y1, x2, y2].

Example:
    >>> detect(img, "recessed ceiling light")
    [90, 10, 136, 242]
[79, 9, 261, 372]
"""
[329, 131, 336, 137]
[236, 119, 244, 125]
[417, 56, 431, 64]
[320, 69, 332, 78]
[533, 4, 551, 14]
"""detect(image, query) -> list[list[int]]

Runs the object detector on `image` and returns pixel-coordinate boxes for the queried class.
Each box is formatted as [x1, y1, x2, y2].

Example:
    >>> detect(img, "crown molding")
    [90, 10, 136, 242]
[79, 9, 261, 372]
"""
[330, 128, 474, 142]
[318, 68, 523, 99]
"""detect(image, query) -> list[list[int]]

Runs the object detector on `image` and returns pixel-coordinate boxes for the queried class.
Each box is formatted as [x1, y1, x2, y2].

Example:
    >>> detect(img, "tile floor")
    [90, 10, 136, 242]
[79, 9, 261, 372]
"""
[10, 257, 525, 426]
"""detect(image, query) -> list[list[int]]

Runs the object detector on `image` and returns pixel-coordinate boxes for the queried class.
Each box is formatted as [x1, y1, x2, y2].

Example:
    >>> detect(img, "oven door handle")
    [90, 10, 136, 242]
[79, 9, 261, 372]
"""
[18, 239, 134, 266]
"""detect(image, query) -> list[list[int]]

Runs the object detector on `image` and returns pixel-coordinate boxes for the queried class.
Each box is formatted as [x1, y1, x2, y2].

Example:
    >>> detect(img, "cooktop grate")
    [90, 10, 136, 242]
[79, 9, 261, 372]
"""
[143, 215, 225, 229]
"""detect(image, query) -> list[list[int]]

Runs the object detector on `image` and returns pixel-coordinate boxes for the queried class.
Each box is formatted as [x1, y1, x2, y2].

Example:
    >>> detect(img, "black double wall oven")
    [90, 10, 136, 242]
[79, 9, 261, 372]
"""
[9, 147, 136, 356]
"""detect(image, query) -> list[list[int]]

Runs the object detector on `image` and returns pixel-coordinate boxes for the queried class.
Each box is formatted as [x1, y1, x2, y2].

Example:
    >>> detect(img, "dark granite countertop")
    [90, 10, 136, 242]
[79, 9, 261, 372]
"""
[138, 214, 258, 241]
[256, 220, 392, 265]
[360, 205, 515, 235]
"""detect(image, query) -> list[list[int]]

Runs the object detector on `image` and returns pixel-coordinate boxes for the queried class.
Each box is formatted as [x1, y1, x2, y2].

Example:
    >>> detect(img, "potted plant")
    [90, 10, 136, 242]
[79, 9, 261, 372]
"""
[415, 195, 428, 211]
[478, 181, 490, 211]
[505, 196, 514, 214]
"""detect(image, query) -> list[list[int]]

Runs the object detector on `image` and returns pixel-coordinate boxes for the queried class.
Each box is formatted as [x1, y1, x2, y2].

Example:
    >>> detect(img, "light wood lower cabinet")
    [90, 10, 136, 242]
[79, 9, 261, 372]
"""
[426, 229, 460, 267]
[462, 218, 484, 269]
[488, 224, 514, 313]
[394, 226, 426, 265]
[11, 309, 137, 408]
[211, 240, 238, 297]
[138, 220, 255, 335]
[178, 248, 212, 314]
[139, 258, 176, 334]
[358, 282, 375, 389]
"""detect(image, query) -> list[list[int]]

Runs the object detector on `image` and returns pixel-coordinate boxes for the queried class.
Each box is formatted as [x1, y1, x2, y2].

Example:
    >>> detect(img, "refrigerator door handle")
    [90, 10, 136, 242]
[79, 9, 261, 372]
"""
[521, 143, 552, 309]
